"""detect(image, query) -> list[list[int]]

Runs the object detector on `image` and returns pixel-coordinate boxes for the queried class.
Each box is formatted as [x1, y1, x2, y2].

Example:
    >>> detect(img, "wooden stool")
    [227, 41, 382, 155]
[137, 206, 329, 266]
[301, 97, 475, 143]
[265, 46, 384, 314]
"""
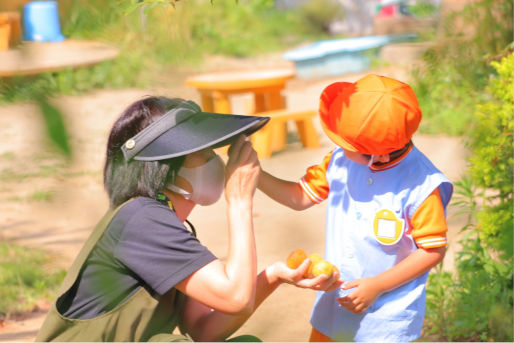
[251, 109, 321, 159]
[0, 13, 10, 51]
[6, 12, 21, 47]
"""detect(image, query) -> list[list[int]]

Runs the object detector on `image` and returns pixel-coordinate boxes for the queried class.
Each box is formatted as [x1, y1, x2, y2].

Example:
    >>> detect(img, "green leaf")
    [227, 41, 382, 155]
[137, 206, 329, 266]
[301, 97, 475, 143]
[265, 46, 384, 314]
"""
[36, 97, 72, 157]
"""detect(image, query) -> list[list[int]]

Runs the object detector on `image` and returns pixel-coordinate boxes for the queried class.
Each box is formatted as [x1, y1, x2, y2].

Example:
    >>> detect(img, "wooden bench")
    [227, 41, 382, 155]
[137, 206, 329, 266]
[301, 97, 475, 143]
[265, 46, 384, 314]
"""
[251, 109, 321, 158]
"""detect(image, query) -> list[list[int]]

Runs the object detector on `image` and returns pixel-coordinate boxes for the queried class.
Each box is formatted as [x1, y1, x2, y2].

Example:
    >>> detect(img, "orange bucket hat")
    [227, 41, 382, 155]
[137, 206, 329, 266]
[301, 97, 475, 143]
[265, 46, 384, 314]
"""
[319, 74, 421, 155]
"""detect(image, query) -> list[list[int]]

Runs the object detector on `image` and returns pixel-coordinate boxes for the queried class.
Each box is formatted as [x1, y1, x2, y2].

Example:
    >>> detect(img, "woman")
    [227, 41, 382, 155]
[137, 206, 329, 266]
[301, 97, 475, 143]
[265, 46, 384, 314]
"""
[36, 97, 340, 342]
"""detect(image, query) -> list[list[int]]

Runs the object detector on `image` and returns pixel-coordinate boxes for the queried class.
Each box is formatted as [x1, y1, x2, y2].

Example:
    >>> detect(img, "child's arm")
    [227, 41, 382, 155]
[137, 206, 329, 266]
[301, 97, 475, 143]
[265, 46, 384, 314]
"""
[338, 246, 445, 313]
[258, 170, 315, 211]
[339, 188, 449, 313]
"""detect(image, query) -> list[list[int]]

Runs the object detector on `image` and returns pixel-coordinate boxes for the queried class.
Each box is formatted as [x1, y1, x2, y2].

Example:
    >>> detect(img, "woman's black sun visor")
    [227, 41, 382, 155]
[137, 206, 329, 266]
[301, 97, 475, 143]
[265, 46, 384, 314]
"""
[121, 100, 270, 161]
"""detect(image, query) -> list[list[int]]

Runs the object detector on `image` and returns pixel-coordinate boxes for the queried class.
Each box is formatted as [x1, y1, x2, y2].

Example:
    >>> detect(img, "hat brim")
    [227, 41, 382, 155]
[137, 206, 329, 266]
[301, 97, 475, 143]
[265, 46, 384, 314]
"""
[133, 112, 269, 161]
[321, 120, 360, 153]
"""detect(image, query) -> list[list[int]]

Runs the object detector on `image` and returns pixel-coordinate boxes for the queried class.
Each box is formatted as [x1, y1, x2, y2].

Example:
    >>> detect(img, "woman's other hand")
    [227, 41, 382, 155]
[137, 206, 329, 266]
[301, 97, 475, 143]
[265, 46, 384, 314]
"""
[267, 259, 343, 292]
[225, 135, 260, 203]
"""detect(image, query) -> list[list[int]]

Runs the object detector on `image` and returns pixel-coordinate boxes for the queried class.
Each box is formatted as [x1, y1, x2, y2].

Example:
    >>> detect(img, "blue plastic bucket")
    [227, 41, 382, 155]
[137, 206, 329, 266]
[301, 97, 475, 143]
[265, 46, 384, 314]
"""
[23, 1, 65, 42]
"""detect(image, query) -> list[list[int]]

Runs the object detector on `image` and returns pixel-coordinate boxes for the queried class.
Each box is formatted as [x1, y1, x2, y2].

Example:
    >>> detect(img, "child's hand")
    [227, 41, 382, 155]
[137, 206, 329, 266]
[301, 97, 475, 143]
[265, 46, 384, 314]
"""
[336, 277, 382, 314]
[269, 259, 343, 292]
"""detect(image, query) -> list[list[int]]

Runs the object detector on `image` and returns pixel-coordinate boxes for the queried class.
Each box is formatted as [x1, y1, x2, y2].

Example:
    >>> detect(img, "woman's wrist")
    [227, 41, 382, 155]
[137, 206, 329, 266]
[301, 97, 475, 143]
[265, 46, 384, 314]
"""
[264, 263, 282, 286]
[226, 195, 253, 207]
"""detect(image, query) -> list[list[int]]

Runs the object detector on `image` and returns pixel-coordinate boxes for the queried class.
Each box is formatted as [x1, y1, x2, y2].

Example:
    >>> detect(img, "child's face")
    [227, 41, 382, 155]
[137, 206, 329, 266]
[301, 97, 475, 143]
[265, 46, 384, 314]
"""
[343, 149, 390, 166]
[344, 149, 371, 165]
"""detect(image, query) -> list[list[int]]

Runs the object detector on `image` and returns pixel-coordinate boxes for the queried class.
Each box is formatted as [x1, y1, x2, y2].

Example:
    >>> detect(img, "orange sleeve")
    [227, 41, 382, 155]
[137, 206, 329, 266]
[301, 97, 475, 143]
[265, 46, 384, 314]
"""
[298, 150, 332, 204]
[410, 188, 448, 249]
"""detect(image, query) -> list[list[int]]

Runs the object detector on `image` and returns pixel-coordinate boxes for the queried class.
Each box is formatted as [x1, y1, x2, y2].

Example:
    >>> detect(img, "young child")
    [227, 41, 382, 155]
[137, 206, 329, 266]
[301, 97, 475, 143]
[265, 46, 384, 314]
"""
[258, 74, 453, 342]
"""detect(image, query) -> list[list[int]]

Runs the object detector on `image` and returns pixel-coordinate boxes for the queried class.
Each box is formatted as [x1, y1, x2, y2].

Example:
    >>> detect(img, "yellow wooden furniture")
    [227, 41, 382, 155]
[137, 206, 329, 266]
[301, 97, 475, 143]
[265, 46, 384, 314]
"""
[185, 68, 295, 113]
[250, 109, 321, 158]
[186, 68, 295, 154]
[6, 12, 22, 47]
[0, 39, 119, 77]
[0, 13, 9, 51]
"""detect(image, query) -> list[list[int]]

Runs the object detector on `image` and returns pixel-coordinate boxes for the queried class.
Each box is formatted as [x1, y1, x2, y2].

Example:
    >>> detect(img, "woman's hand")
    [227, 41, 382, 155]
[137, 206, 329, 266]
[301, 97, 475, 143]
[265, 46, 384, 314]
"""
[336, 277, 382, 313]
[267, 259, 343, 292]
[225, 135, 260, 204]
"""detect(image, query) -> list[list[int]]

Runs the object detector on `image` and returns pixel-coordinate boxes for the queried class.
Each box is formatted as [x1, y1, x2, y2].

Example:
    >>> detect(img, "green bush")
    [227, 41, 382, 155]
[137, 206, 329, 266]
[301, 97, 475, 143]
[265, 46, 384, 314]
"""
[412, 0, 513, 136]
[469, 52, 513, 258]
[425, 53, 513, 342]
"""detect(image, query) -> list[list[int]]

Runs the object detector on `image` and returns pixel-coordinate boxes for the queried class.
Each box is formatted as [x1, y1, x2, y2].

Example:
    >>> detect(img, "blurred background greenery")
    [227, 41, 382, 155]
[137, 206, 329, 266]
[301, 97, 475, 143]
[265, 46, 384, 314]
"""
[0, 0, 334, 104]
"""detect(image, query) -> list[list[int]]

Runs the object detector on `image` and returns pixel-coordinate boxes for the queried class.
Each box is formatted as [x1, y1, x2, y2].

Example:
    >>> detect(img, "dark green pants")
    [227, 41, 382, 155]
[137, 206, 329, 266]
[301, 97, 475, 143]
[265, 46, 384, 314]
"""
[226, 334, 262, 342]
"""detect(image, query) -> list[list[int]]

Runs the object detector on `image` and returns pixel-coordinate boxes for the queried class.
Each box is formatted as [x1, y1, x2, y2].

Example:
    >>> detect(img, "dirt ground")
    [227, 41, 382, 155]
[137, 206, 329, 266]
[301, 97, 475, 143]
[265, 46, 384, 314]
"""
[0, 54, 468, 341]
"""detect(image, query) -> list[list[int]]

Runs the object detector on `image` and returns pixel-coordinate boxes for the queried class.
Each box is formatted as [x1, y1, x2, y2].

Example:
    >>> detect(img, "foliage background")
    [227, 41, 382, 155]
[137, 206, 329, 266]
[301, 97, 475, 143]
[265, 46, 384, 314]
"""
[422, 1, 513, 338]
[412, 0, 513, 136]
[1, 0, 330, 103]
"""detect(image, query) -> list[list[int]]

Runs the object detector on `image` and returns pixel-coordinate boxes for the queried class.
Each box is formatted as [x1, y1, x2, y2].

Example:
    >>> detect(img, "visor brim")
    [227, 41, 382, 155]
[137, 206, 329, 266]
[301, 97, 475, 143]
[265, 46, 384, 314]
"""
[133, 112, 269, 161]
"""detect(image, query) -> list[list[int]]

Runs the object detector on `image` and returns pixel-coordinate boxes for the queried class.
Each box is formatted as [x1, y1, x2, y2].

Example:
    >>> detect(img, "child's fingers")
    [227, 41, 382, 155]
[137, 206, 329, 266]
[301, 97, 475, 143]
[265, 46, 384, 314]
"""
[354, 303, 368, 314]
[337, 296, 361, 313]
[337, 296, 352, 304]
[341, 280, 358, 290]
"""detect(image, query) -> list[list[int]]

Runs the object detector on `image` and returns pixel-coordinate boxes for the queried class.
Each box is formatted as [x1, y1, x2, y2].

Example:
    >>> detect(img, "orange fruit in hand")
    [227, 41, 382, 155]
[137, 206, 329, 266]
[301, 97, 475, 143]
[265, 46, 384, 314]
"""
[287, 250, 338, 279]
[304, 253, 324, 278]
[311, 260, 336, 278]
[308, 253, 323, 264]
[331, 263, 340, 275]
[286, 248, 308, 269]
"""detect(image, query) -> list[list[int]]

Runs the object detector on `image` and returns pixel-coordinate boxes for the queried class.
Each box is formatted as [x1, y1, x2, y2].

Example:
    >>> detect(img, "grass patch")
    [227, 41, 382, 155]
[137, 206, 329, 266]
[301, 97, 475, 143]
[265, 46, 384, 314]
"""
[5, 189, 55, 203]
[0, 152, 15, 161]
[0, 159, 101, 183]
[0, 241, 65, 321]
[29, 190, 55, 202]
[0, 165, 63, 182]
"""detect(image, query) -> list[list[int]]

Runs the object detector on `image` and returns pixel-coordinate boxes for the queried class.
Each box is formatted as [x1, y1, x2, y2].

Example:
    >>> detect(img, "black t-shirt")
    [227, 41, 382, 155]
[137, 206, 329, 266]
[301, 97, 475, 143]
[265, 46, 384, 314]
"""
[58, 197, 217, 319]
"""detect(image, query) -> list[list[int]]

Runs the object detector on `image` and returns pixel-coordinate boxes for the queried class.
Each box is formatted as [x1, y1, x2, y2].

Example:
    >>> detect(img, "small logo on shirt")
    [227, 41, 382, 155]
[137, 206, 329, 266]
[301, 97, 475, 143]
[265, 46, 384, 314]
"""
[373, 209, 405, 245]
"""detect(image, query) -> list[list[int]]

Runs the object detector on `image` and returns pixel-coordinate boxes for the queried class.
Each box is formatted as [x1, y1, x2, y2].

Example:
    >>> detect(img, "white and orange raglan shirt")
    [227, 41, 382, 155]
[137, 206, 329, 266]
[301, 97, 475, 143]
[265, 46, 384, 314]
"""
[299, 145, 453, 342]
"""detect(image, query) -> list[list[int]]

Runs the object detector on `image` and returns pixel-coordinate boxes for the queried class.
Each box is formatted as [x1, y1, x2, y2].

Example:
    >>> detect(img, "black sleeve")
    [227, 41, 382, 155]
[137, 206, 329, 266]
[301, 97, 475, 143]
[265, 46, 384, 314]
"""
[114, 200, 217, 296]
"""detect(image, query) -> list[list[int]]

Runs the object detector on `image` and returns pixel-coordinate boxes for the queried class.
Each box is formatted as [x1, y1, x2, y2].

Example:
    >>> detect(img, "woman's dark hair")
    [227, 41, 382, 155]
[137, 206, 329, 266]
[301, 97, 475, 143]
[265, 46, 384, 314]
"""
[103, 96, 186, 208]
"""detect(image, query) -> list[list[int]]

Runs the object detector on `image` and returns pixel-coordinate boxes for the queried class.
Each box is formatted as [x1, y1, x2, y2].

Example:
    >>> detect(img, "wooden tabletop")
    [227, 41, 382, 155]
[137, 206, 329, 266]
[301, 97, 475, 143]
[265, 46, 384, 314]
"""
[0, 39, 119, 77]
[185, 68, 296, 91]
